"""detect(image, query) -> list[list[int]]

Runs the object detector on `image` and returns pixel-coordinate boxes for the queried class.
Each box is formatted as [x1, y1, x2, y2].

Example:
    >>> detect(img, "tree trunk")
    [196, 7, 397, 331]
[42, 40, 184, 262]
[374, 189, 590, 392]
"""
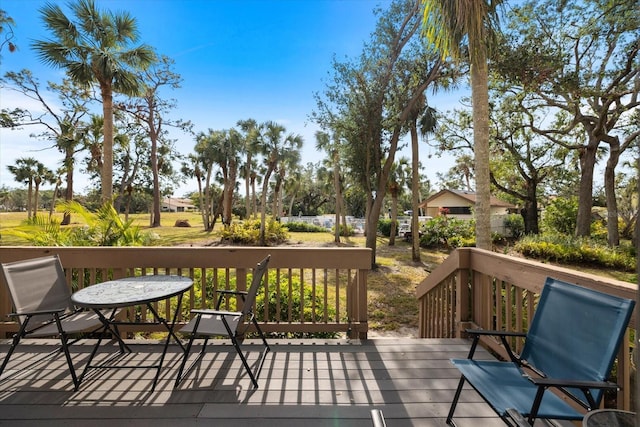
[576, 139, 599, 236]
[33, 177, 41, 217]
[522, 193, 539, 235]
[604, 139, 620, 246]
[389, 189, 398, 246]
[410, 123, 421, 261]
[61, 146, 74, 225]
[223, 162, 237, 226]
[101, 84, 114, 204]
[150, 126, 161, 228]
[471, 50, 491, 250]
[26, 179, 33, 220]
[245, 155, 251, 219]
[333, 163, 341, 243]
[202, 166, 213, 231]
[259, 169, 274, 246]
[49, 178, 61, 218]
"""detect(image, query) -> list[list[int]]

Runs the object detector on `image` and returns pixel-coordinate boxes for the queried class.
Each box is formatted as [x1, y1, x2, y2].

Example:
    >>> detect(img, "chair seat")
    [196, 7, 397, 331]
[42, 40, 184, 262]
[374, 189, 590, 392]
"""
[174, 255, 271, 389]
[452, 359, 584, 420]
[180, 312, 241, 336]
[29, 310, 109, 337]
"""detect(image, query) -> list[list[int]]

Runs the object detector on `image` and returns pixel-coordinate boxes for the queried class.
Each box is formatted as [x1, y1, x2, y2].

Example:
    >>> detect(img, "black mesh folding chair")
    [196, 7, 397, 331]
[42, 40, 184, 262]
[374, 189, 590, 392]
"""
[0, 255, 107, 390]
[175, 255, 271, 388]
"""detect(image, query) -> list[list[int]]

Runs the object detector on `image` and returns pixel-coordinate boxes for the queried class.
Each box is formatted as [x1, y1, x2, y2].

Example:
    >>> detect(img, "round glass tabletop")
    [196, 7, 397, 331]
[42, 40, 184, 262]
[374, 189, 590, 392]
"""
[583, 410, 636, 427]
[71, 275, 193, 308]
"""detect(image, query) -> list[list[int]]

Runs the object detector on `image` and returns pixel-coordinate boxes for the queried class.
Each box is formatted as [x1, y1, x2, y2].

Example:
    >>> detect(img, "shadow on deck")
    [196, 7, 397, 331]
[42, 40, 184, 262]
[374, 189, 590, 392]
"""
[0, 338, 506, 426]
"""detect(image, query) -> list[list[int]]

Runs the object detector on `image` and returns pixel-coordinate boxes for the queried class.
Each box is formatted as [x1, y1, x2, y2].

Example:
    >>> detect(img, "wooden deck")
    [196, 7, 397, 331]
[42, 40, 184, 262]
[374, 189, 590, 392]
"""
[0, 337, 512, 426]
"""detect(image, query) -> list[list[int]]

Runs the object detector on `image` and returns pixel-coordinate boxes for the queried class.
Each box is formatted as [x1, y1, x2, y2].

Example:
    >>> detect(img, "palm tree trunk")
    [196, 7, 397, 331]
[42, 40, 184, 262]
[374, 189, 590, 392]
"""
[389, 190, 398, 246]
[410, 123, 421, 261]
[471, 50, 491, 250]
[26, 179, 33, 220]
[333, 161, 341, 243]
[101, 85, 114, 204]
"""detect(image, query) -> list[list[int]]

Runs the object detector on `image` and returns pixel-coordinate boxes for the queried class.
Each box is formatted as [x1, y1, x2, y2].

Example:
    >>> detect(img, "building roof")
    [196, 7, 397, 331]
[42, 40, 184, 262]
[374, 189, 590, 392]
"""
[162, 197, 195, 208]
[421, 189, 516, 208]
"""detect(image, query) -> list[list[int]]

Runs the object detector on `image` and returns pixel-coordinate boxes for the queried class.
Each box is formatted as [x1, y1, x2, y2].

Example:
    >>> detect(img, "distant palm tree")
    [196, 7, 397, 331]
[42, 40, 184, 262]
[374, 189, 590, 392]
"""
[237, 119, 261, 219]
[409, 100, 437, 260]
[7, 157, 43, 219]
[32, 0, 155, 204]
[32, 163, 55, 218]
[316, 130, 345, 243]
[259, 122, 303, 245]
[422, 0, 503, 249]
[388, 157, 410, 246]
[215, 128, 243, 226]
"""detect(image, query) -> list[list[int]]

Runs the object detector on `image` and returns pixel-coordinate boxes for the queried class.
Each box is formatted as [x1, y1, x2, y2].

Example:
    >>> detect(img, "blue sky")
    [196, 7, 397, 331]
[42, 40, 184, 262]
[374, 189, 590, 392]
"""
[0, 0, 459, 196]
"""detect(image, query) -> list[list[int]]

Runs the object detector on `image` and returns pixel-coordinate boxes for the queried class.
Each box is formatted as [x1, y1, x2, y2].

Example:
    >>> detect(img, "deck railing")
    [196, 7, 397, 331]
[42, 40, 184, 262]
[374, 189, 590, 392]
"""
[0, 246, 371, 339]
[416, 247, 637, 412]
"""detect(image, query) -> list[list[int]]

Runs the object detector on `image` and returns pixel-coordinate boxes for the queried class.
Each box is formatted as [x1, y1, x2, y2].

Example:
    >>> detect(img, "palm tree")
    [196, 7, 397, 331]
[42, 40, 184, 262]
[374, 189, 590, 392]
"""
[422, 0, 503, 249]
[7, 157, 41, 219]
[408, 100, 437, 260]
[237, 119, 261, 220]
[193, 129, 224, 231]
[388, 158, 410, 246]
[215, 128, 244, 227]
[32, 163, 55, 218]
[32, 0, 155, 204]
[272, 135, 302, 221]
[316, 130, 345, 243]
[258, 122, 303, 245]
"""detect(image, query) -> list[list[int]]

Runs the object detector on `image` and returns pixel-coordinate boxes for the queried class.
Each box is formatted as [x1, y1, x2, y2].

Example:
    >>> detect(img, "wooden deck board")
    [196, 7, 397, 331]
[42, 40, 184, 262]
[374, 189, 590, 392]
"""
[0, 338, 507, 426]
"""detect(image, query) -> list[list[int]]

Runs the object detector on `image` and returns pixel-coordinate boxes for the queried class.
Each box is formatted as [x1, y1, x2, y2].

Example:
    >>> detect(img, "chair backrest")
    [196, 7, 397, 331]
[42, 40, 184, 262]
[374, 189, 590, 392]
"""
[240, 255, 271, 316]
[1, 255, 74, 327]
[520, 277, 635, 407]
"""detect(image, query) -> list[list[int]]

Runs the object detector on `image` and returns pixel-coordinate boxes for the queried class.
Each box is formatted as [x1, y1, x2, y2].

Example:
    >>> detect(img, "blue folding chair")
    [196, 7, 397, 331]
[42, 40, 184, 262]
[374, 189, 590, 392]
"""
[447, 277, 635, 426]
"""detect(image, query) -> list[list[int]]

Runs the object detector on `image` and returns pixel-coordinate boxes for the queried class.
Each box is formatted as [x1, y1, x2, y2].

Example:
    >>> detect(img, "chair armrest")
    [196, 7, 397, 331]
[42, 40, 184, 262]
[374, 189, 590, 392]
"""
[9, 308, 66, 317]
[465, 329, 527, 338]
[217, 289, 248, 296]
[191, 309, 241, 317]
[528, 376, 619, 390]
[215, 289, 249, 309]
[526, 375, 619, 414]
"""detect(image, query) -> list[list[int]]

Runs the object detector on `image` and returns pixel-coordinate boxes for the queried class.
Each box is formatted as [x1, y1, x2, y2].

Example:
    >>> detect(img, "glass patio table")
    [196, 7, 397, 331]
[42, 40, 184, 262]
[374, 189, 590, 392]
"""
[71, 275, 193, 391]
[583, 410, 636, 427]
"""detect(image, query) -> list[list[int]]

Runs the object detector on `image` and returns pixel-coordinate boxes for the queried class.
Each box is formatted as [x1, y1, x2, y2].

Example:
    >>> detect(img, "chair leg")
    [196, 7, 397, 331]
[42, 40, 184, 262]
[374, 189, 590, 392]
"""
[174, 316, 208, 388]
[446, 375, 466, 425]
[0, 319, 30, 378]
[54, 315, 80, 390]
[230, 334, 259, 388]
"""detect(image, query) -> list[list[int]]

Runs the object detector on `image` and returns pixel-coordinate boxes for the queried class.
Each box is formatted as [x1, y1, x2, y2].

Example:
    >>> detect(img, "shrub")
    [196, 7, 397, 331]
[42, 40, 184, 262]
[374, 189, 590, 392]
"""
[514, 233, 636, 272]
[377, 218, 397, 237]
[541, 197, 578, 234]
[420, 216, 475, 249]
[284, 221, 327, 232]
[332, 223, 355, 237]
[257, 272, 340, 339]
[504, 214, 525, 239]
[218, 218, 289, 245]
